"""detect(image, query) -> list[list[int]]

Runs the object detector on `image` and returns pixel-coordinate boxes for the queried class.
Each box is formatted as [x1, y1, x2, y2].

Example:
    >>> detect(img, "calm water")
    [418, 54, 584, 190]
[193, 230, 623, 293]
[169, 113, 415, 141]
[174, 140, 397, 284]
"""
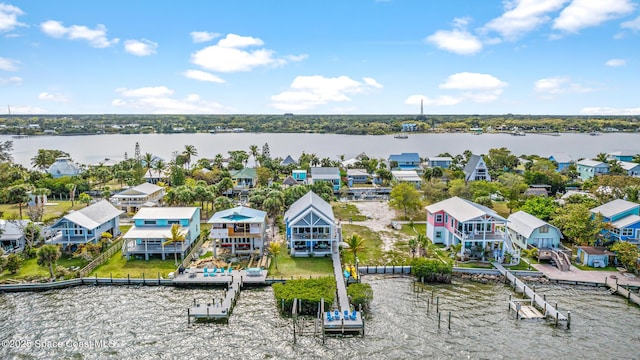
[1, 276, 639, 359]
[4, 132, 640, 167]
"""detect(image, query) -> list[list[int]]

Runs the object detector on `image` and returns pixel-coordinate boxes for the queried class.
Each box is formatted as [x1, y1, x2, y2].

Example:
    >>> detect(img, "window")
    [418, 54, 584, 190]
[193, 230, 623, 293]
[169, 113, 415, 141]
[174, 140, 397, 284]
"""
[445, 215, 448, 223]
[622, 228, 633, 236]
[168, 220, 180, 225]
[435, 214, 443, 223]
[144, 220, 156, 225]
[539, 226, 549, 233]
[435, 231, 442, 239]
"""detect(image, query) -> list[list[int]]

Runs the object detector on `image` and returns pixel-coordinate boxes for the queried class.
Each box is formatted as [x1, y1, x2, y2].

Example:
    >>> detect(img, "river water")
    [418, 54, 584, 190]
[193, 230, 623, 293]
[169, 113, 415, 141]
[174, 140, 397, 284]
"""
[4, 132, 640, 167]
[1, 276, 638, 359]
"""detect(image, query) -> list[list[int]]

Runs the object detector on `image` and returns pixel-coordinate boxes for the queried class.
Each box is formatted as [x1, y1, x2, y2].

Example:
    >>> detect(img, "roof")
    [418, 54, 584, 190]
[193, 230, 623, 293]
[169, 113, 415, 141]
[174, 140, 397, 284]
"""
[144, 169, 167, 179]
[114, 183, 164, 197]
[342, 158, 358, 167]
[280, 155, 298, 166]
[425, 196, 506, 223]
[463, 155, 484, 179]
[590, 199, 639, 218]
[347, 168, 370, 177]
[577, 246, 610, 255]
[0, 220, 30, 240]
[47, 157, 81, 176]
[428, 157, 452, 162]
[133, 207, 199, 220]
[123, 226, 177, 239]
[607, 150, 635, 157]
[577, 159, 608, 168]
[619, 161, 640, 171]
[208, 206, 266, 224]
[392, 170, 422, 182]
[561, 190, 596, 200]
[284, 191, 334, 222]
[230, 168, 257, 179]
[611, 214, 640, 229]
[62, 200, 124, 229]
[507, 211, 562, 239]
[524, 188, 548, 196]
[282, 176, 297, 186]
[388, 153, 420, 163]
[548, 153, 573, 163]
[310, 167, 340, 179]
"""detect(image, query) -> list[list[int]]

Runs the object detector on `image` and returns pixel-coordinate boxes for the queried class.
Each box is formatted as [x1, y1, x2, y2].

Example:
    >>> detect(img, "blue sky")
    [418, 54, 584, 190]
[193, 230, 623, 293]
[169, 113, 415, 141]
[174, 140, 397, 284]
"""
[1, 0, 640, 115]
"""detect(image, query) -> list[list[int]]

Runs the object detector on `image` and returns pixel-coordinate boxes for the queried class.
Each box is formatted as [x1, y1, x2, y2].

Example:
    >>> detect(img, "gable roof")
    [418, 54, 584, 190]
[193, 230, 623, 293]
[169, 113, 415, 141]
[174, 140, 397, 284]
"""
[611, 214, 640, 229]
[284, 191, 334, 223]
[463, 154, 484, 180]
[548, 153, 573, 163]
[143, 169, 167, 179]
[0, 220, 30, 240]
[61, 200, 124, 229]
[280, 155, 298, 166]
[392, 170, 422, 182]
[282, 176, 297, 186]
[428, 156, 452, 162]
[388, 153, 420, 163]
[115, 183, 163, 197]
[230, 168, 257, 179]
[507, 211, 562, 239]
[577, 159, 608, 168]
[590, 199, 640, 218]
[619, 161, 640, 171]
[208, 206, 266, 224]
[347, 168, 370, 177]
[310, 167, 340, 179]
[133, 207, 199, 220]
[425, 196, 505, 223]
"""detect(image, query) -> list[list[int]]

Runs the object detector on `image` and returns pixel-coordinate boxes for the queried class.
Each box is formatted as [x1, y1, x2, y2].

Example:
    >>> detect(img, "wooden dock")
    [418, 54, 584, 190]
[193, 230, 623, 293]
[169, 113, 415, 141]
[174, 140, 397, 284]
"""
[494, 263, 570, 326]
[322, 249, 364, 335]
[605, 276, 640, 306]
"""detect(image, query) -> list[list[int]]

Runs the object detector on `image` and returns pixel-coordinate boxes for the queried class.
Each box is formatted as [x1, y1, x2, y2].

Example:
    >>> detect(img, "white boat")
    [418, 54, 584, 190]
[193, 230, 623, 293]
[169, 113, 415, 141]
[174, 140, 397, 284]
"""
[394, 133, 408, 139]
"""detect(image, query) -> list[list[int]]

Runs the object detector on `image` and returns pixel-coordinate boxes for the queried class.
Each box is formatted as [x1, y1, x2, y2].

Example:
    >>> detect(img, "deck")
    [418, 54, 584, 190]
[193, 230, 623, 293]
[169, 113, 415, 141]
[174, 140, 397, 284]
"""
[173, 268, 267, 286]
[323, 247, 364, 334]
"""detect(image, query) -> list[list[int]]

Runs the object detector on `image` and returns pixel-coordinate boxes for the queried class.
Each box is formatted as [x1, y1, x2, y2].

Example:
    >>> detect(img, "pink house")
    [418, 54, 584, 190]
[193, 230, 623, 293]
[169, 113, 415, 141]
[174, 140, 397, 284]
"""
[426, 197, 512, 262]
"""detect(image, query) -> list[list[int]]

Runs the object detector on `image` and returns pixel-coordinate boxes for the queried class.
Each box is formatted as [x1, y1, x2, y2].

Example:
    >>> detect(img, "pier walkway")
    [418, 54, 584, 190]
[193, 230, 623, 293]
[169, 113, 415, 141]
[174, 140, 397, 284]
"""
[605, 276, 640, 306]
[323, 247, 363, 334]
[494, 263, 569, 325]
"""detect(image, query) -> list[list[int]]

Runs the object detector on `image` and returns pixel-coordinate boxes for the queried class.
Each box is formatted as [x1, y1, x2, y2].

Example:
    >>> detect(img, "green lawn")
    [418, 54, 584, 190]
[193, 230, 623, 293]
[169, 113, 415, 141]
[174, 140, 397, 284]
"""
[332, 202, 367, 222]
[268, 252, 333, 278]
[341, 224, 384, 264]
[0, 200, 85, 221]
[455, 261, 494, 269]
[399, 224, 425, 238]
[0, 256, 87, 281]
[90, 251, 178, 278]
[504, 261, 533, 271]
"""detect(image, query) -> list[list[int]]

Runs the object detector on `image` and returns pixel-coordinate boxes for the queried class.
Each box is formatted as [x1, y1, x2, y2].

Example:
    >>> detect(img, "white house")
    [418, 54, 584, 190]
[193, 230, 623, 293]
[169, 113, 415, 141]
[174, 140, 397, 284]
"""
[111, 183, 165, 213]
[208, 206, 267, 256]
[463, 155, 491, 182]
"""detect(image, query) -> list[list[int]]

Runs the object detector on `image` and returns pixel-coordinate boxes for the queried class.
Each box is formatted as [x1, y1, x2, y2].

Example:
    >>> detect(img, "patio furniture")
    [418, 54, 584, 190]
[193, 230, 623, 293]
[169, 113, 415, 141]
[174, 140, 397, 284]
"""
[326, 312, 333, 322]
[350, 310, 357, 320]
[343, 310, 349, 319]
[334, 310, 340, 320]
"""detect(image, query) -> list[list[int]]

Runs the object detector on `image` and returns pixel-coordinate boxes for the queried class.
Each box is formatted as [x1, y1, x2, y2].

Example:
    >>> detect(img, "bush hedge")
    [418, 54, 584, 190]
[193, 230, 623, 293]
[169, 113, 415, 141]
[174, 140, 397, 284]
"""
[411, 258, 452, 283]
[272, 277, 336, 316]
[347, 283, 373, 311]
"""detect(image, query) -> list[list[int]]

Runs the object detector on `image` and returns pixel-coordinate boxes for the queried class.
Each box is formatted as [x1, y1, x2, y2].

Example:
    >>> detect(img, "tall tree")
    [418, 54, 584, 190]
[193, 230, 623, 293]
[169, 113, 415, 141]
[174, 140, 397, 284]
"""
[163, 224, 187, 266]
[552, 204, 605, 246]
[344, 234, 365, 262]
[611, 241, 639, 272]
[0, 140, 13, 163]
[389, 183, 422, 220]
[3, 184, 33, 219]
[37, 244, 61, 278]
[182, 145, 198, 170]
[268, 242, 281, 269]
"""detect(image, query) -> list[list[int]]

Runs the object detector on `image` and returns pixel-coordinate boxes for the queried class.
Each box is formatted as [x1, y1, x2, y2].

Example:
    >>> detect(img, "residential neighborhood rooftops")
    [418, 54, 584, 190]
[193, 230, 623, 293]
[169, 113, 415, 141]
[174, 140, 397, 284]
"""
[388, 153, 420, 162]
[347, 168, 369, 177]
[114, 183, 164, 197]
[577, 246, 610, 255]
[230, 168, 257, 178]
[426, 196, 505, 223]
[428, 156, 452, 162]
[577, 159, 608, 167]
[284, 191, 334, 221]
[132, 207, 199, 220]
[590, 199, 639, 218]
[619, 161, 640, 171]
[123, 226, 177, 239]
[62, 200, 124, 229]
[463, 154, 483, 179]
[310, 167, 340, 179]
[0, 220, 30, 241]
[391, 170, 422, 182]
[208, 206, 266, 223]
[507, 211, 562, 239]
[549, 153, 573, 163]
[611, 214, 640, 229]
[280, 155, 298, 166]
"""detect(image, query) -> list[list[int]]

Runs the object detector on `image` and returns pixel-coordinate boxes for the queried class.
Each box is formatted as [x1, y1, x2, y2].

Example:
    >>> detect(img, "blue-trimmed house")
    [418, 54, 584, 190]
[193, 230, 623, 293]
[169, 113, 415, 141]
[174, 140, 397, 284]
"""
[123, 207, 200, 260]
[576, 246, 612, 268]
[47, 200, 124, 249]
[292, 169, 307, 184]
[310, 167, 341, 192]
[388, 153, 421, 171]
[208, 206, 267, 256]
[607, 151, 635, 162]
[620, 161, 640, 177]
[576, 160, 609, 181]
[427, 156, 452, 169]
[590, 199, 640, 244]
[463, 154, 491, 182]
[284, 191, 336, 257]
[548, 153, 574, 172]
[507, 211, 563, 250]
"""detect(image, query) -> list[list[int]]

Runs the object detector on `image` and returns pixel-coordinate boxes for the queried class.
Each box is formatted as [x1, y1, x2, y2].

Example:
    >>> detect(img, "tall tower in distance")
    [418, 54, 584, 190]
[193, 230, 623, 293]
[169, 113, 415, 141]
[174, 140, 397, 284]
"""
[416, 98, 426, 121]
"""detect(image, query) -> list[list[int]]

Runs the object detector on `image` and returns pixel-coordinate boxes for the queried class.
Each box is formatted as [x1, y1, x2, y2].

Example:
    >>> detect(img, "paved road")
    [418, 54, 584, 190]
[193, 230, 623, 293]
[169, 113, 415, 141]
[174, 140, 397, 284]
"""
[532, 263, 640, 286]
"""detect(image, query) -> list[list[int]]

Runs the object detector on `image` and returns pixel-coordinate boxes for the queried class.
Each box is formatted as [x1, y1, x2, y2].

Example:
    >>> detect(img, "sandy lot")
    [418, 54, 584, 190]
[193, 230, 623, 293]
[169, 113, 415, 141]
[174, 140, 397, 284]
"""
[349, 201, 409, 251]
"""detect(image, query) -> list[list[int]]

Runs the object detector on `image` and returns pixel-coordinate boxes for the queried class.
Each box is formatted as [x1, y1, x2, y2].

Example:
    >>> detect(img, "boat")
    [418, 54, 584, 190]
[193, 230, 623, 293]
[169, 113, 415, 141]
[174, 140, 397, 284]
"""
[510, 131, 526, 136]
[589, 131, 601, 136]
[394, 133, 408, 139]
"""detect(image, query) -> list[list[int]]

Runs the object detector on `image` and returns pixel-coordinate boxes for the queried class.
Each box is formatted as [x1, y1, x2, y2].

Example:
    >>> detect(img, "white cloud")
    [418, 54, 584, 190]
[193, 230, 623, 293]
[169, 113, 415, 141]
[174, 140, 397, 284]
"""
[580, 107, 640, 115]
[124, 39, 158, 56]
[0, 76, 21, 85]
[8, 105, 47, 114]
[0, 3, 25, 32]
[38, 92, 68, 102]
[183, 69, 225, 83]
[191, 33, 306, 73]
[40, 20, 119, 48]
[438, 72, 508, 103]
[270, 75, 383, 111]
[190, 31, 221, 43]
[0, 56, 19, 71]
[534, 77, 593, 98]
[483, 0, 569, 40]
[405, 94, 462, 106]
[553, 0, 636, 33]
[605, 59, 626, 67]
[112, 86, 227, 114]
[621, 15, 640, 30]
[285, 54, 309, 62]
[426, 18, 482, 56]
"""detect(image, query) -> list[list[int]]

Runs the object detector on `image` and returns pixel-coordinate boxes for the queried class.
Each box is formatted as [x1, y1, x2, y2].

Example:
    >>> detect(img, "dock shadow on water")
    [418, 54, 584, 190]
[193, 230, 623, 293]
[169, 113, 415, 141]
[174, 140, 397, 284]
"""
[1, 277, 639, 359]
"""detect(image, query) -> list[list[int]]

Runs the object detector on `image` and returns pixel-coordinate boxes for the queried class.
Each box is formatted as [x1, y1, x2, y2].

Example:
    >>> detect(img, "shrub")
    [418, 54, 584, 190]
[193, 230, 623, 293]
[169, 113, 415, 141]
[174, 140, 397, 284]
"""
[272, 277, 336, 316]
[347, 283, 373, 311]
[6, 254, 21, 274]
[411, 258, 452, 283]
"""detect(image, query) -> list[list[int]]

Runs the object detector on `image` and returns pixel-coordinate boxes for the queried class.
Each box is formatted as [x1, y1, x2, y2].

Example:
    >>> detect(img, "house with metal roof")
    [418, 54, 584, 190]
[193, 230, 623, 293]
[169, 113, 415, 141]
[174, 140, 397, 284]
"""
[619, 161, 640, 177]
[506, 211, 562, 250]
[0, 220, 31, 253]
[347, 168, 371, 186]
[143, 168, 168, 185]
[208, 206, 267, 256]
[426, 156, 453, 169]
[123, 207, 200, 260]
[230, 168, 257, 190]
[548, 153, 574, 172]
[607, 151, 635, 162]
[111, 183, 165, 214]
[463, 154, 491, 182]
[292, 169, 307, 184]
[284, 191, 336, 257]
[388, 153, 421, 171]
[391, 170, 422, 188]
[426, 196, 511, 262]
[576, 159, 609, 181]
[310, 167, 341, 192]
[280, 155, 298, 166]
[47, 200, 124, 249]
[47, 157, 82, 178]
[590, 199, 640, 243]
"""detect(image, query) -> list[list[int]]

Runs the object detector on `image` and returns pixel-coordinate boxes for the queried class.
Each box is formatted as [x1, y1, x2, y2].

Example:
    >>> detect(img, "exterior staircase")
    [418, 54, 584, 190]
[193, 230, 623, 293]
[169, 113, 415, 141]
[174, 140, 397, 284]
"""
[550, 250, 571, 271]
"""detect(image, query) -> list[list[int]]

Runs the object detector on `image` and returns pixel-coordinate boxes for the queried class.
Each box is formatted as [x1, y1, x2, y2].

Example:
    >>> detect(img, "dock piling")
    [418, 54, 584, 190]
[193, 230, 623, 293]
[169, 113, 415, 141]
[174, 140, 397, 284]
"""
[448, 312, 451, 330]
[436, 296, 439, 313]
[438, 312, 441, 329]
[187, 308, 190, 325]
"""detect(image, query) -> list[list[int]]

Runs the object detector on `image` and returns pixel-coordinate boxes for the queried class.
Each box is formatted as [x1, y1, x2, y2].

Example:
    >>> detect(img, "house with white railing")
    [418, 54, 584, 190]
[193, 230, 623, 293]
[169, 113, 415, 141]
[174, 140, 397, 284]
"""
[285, 191, 336, 257]
[111, 183, 165, 214]
[208, 206, 267, 256]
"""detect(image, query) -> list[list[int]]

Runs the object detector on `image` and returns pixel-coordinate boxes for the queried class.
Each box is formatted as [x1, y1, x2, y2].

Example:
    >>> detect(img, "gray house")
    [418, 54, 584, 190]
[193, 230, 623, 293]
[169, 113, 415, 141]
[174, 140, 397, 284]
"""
[507, 211, 563, 250]
[47, 200, 124, 249]
[0, 220, 31, 253]
[463, 154, 491, 182]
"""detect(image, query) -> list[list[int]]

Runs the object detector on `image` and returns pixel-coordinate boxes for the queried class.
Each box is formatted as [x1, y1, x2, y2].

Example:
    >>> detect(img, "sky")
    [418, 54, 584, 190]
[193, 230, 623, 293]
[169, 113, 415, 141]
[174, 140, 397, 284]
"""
[1, 0, 640, 115]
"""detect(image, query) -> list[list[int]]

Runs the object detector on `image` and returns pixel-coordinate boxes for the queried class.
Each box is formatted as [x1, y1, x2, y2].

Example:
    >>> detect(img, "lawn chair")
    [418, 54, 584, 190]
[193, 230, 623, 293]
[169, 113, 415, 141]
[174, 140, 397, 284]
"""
[326, 312, 333, 322]
[334, 310, 340, 321]
[350, 310, 357, 320]
[344, 310, 349, 320]
[203, 267, 209, 277]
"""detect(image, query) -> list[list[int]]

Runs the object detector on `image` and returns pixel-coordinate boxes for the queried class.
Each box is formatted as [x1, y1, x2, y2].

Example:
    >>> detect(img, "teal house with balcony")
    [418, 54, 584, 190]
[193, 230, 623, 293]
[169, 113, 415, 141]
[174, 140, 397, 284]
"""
[292, 169, 307, 184]
[590, 199, 640, 243]
[576, 160, 609, 181]
[284, 191, 336, 257]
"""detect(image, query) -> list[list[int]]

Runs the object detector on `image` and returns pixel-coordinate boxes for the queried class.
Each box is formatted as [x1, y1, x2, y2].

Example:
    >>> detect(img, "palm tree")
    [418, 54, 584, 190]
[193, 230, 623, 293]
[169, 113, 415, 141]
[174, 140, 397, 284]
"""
[594, 152, 608, 162]
[408, 237, 418, 258]
[143, 152, 154, 175]
[416, 234, 430, 258]
[344, 234, 365, 262]
[5, 184, 33, 219]
[163, 224, 187, 266]
[66, 183, 77, 206]
[37, 244, 61, 278]
[249, 144, 259, 166]
[451, 243, 463, 261]
[182, 145, 198, 170]
[268, 242, 281, 269]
